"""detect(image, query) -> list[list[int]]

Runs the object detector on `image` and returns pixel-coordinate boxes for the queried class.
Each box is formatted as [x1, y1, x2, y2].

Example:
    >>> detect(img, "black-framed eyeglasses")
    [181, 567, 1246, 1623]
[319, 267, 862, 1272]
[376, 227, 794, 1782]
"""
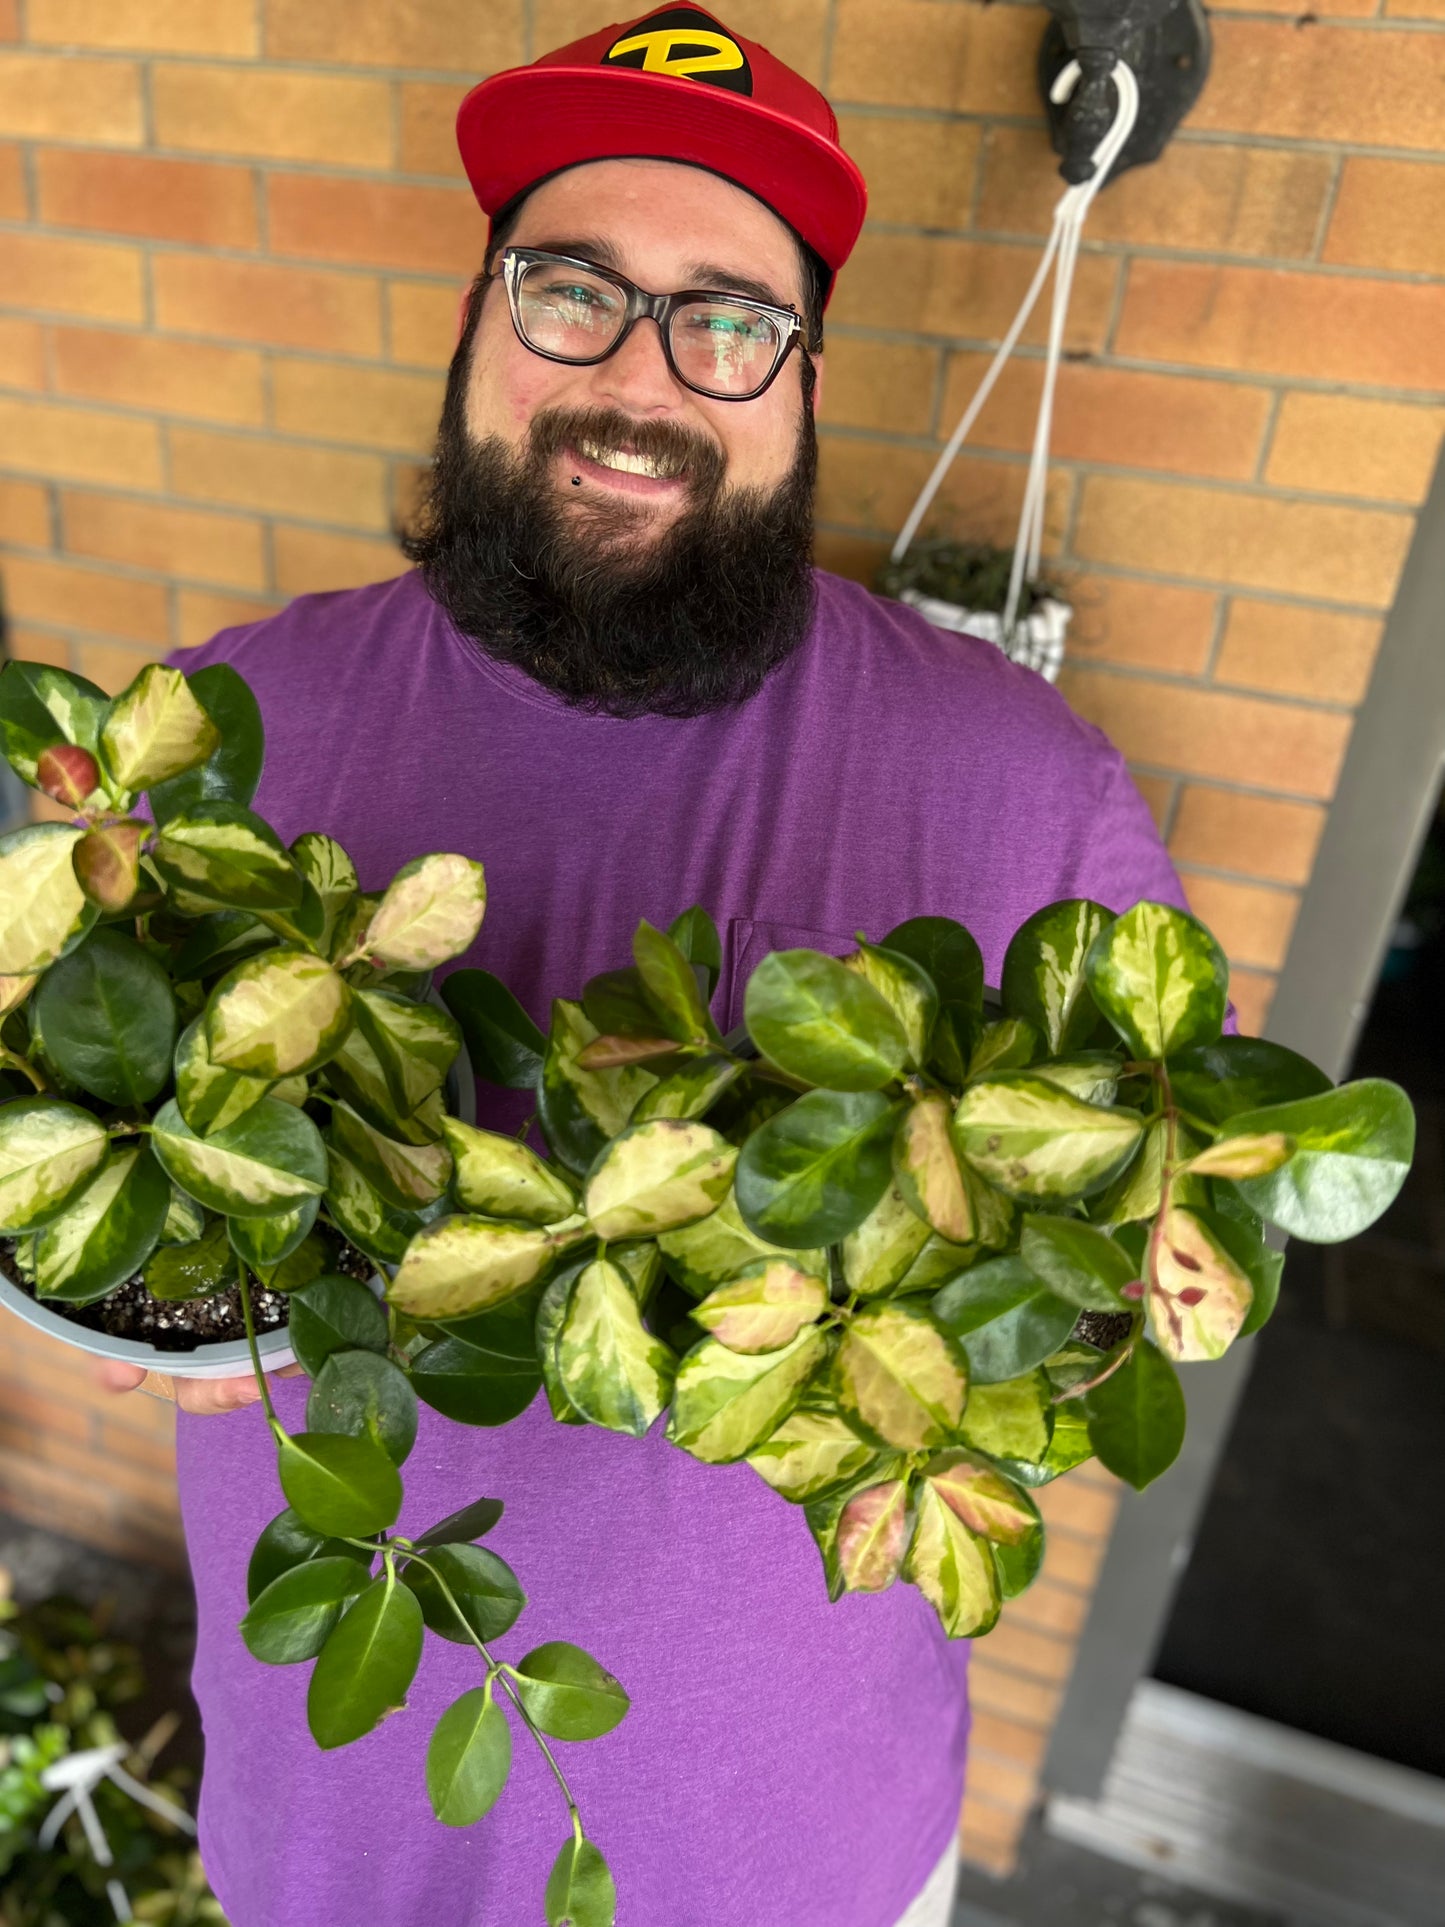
[490, 246, 809, 402]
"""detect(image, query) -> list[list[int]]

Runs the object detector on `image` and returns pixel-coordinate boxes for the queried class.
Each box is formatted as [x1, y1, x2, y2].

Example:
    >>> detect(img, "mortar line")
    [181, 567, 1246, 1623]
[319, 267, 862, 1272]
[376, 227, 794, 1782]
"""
[1309, 150, 1348, 262]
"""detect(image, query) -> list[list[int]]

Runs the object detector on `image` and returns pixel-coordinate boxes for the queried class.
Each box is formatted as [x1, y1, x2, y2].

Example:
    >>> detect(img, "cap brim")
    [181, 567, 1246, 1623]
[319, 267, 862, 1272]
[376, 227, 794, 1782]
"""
[457, 64, 867, 285]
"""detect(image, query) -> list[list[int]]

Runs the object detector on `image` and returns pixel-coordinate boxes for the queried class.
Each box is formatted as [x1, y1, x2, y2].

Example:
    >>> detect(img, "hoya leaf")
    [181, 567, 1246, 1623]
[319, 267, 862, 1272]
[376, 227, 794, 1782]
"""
[667, 905, 722, 999]
[734, 1088, 900, 1248]
[904, 1479, 1001, 1639]
[1001, 898, 1113, 1054]
[351, 988, 459, 1118]
[922, 1448, 1038, 1545]
[289, 832, 357, 954]
[1018, 1214, 1138, 1310]
[840, 1181, 934, 1298]
[143, 1216, 231, 1300]
[691, 1259, 827, 1354]
[744, 949, 909, 1092]
[584, 1119, 735, 1241]
[835, 1476, 911, 1592]
[668, 1326, 826, 1463]
[285, 1272, 390, 1379]
[147, 663, 263, 823]
[386, 1214, 565, 1321]
[958, 1371, 1052, 1463]
[245, 1507, 375, 1608]
[555, 1256, 676, 1436]
[845, 941, 938, 1069]
[278, 1430, 402, 1541]
[306, 1573, 422, 1749]
[967, 1017, 1038, 1081]
[151, 1096, 326, 1218]
[747, 1406, 879, 1505]
[511, 1642, 630, 1742]
[427, 1687, 512, 1828]
[1085, 900, 1228, 1060]
[630, 1053, 743, 1124]
[893, 1093, 974, 1243]
[538, 999, 658, 1175]
[657, 1193, 825, 1299]
[34, 929, 177, 1106]
[879, 915, 983, 1080]
[0, 824, 97, 977]
[0, 660, 109, 789]
[98, 663, 220, 794]
[206, 946, 353, 1081]
[228, 1195, 320, 1273]
[173, 1016, 270, 1137]
[953, 1075, 1146, 1204]
[239, 1556, 371, 1666]
[932, 1255, 1079, 1384]
[151, 804, 303, 913]
[1167, 1036, 1332, 1127]
[1223, 1079, 1415, 1244]
[0, 1098, 109, 1235]
[1149, 1205, 1254, 1362]
[633, 917, 715, 1043]
[329, 1100, 451, 1209]
[545, 1835, 617, 1927]
[324, 1145, 431, 1268]
[33, 1144, 168, 1305]
[409, 1328, 541, 1427]
[307, 1350, 418, 1467]
[358, 853, 487, 971]
[833, 1301, 969, 1452]
[1082, 1341, 1185, 1490]
[412, 1497, 505, 1551]
[72, 818, 147, 915]
[402, 1542, 525, 1644]
[445, 1117, 576, 1224]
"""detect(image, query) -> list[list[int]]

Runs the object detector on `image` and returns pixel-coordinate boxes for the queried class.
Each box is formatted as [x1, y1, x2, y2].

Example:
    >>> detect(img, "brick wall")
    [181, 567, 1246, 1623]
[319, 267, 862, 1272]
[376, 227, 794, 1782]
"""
[2, 0, 1441, 1881]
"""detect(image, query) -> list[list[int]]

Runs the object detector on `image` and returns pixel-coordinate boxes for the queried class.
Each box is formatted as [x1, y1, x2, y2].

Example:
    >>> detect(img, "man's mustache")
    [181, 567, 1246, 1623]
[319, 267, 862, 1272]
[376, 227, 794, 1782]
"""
[526, 404, 727, 494]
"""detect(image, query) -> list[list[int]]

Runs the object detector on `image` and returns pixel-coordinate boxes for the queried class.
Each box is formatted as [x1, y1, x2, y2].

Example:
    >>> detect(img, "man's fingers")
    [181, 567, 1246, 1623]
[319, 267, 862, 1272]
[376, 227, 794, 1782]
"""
[92, 1359, 147, 1393]
[92, 1355, 307, 1413]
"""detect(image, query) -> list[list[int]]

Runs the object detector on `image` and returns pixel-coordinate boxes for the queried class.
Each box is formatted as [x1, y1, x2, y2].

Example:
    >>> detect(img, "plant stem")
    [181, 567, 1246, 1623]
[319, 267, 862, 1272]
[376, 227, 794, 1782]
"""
[1052, 1337, 1137, 1404]
[0, 1049, 48, 1094]
[398, 1546, 582, 1831]
[236, 1255, 283, 1441]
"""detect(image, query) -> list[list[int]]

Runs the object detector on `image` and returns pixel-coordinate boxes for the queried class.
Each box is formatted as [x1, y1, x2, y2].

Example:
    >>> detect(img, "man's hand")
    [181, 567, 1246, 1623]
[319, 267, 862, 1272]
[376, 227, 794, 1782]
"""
[92, 1358, 306, 1415]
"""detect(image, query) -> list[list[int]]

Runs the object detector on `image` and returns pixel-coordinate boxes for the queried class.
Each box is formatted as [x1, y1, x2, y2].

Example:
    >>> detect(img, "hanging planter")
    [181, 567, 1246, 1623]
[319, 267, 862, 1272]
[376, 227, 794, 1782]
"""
[876, 538, 1073, 684]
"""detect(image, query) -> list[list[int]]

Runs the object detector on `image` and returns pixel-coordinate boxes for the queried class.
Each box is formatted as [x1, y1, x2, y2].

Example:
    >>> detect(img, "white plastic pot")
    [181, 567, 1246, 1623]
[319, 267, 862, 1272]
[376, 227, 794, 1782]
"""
[899, 589, 1072, 684]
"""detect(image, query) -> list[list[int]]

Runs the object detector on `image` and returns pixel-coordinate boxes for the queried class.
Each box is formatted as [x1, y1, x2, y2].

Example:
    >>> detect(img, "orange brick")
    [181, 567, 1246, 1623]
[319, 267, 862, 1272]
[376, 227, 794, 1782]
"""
[74, 635, 171, 688]
[960, 1794, 1029, 1869]
[1192, 20, 1445, 152]
[830, 0, 1040, 114]
[968, 1710, 1050, 1770]
[1214, 598, 1383, 707]
[1039, 1527, 1108, 1593]
[91, 1414, 176, 1477]
[0, 477, 51, 546]
[0, 1381, 94, 1447]
[967, 1657, 1064, 1728]
[0, 0, 16, 40]
[1181, 873, 1299, 971]
[153, 255, 383, 358]
[1211, 0, 1373, 14]
[9, 1421, 175, 1507]
[1387, 0, 1445, 15]
[63, 489, 266, 590]
[978, 125, 1331, 261]
[812, 529, 890, 586]
[266, 0, 522, 70]
[1170, 786, 1325, 888]
[271, 359, 443, 453]
[835, 113, 981, 230]
[2, 554, 168, 643]
[0, 394, 163, 488]
[151, 63, 392, 170]
[388, 280, 467, 369]
[1073, 476, 1410, 609]
[1034, 1475, 1120, 1538]
[818, 336, 940, 437]
[51, 325, 266, 426]
[1060, 668, 1352, 800]
[0, 52, 143, 144]
[939, 355, 1269, 482]
[818, 438, 1071, 553]
[833, 233, 1118, 355]
[170, 426, 389, 528]
[1266, 393, 1444, 507]
[268, 174, 486, 277]
[272, 525, 406, 597]
[399, 81, 469, 179]
[1229, 967, 1276, 1037]
[28, 0, 257, 53]
[176, 587, 283, 649]
[3, 625, 67, 666]
[0, 315, 45, 389]
[1324, 157, 1445, 276]
[1115, 259, 1445, 395]
[37, 149, 259, 249]
[0, 139, 24, 220]
[1129, 772, 1175, 833]
[964, 1749, 1038, 1813]
[981, 1619, 1074, 1684]
[1067, 575, 1217, 677]
[1004, 1579, 1090, 1641]
[0, 232, 144, 323]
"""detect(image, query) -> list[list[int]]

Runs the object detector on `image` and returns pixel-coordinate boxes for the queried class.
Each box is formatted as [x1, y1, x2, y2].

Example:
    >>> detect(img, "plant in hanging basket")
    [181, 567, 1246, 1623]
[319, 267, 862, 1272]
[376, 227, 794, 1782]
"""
[875, 538, 1073, 681]
[0, 657, 1418, 1926]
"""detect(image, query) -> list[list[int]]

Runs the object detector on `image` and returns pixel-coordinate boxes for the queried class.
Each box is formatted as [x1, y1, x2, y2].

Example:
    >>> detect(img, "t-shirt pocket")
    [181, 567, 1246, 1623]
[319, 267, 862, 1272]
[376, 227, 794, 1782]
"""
[720, 917, 858, 1035]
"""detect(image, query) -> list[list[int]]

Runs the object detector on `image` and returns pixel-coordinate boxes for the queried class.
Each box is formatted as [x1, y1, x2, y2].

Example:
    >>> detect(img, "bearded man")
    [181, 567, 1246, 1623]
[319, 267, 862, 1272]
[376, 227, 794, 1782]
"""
[99, 8, 1185, 1923]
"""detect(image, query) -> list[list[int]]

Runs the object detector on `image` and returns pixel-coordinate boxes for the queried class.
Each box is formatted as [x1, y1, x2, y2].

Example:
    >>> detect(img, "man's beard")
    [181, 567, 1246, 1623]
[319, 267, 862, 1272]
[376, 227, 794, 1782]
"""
[402, 387, 819, 719]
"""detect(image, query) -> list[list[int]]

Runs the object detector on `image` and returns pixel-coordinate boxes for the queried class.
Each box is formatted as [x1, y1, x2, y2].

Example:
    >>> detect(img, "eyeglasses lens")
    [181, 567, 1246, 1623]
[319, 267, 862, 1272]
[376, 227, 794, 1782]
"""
[515, 259, 781, 398]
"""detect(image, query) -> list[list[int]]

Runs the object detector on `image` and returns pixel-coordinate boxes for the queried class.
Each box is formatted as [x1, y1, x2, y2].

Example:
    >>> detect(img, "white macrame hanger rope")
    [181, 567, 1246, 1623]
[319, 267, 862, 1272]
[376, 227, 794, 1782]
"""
[889, 57, 1141, 651]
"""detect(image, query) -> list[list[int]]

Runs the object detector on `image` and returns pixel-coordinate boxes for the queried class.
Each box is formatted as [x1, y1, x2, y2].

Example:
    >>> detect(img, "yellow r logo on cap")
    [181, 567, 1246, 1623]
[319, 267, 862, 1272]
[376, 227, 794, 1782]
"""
[606, 27, 744, 78]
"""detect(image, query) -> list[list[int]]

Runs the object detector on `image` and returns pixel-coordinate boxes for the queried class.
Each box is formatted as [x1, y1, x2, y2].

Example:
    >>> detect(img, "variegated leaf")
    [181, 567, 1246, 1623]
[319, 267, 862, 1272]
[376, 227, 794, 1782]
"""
[151, 805, 303, 912]
[691, 1259, 827, 1354]
[1187, 1132, 1294, 1180]
[841, 1180, 933, 1297]
[150, 1095, 326, 1218]
[1149, 1205, 1254, 1362]
[657, 1192, 825, 1299]
[0, 975, 38, 1019]
[0, 824, 96, 977]
[630, 1053, 743, 1123]
[747, 1407, 879, 1504]
[952, 1074, 1146, 1204]
[584, 1119, 735, 1241]
[174, 1015, 272, 1136]
[98, 664, 220, 793]
[0, 1098, 109, 1235]
[206, 947, 353, 1080]
[444, 1118, 576, 1225]
[387, 1214, 568, 1320]
[958, 1372, 1052, 1463]
[835, 1477, 911, 1592]
[359, 853, 487, 971]
[668, 1327, 826, 1463]
[967, 1018, 1038, 1082]
[1000, 899, 1113, 1055]
[554, 1256, 676, 1436]
[834, 1301, 968, 1451]
[324, 1144, 430, 1268]
[72, 819, 147, 914]
[893, 1094, 974, 1243]
[538, 998, 659, 1175]
[904, 1479, 1001, 1639]
[920, 1448, 1037, 1546]
[329, 1100, 452, 1209]
[290, 833, 358, 955]
[351, 989, 459, 1117]
[843, 942, 937, 1068]
[1085, 900, 1229, 1061]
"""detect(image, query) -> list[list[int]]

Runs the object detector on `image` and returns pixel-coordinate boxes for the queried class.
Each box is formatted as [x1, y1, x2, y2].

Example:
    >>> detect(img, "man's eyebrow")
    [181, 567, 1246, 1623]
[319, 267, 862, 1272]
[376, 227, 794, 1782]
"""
[523, 236, 792, 310]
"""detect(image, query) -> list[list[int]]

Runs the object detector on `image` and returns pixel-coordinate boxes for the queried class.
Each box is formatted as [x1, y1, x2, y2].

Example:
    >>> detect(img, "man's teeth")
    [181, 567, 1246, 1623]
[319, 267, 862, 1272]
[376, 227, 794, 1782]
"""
[578, 439, 680, 480]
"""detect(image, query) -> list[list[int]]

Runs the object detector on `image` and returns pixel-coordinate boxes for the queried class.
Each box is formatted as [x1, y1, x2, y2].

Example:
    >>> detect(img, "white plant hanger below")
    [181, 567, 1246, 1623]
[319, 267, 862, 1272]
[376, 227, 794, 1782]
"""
[889, 57, 1142, 674]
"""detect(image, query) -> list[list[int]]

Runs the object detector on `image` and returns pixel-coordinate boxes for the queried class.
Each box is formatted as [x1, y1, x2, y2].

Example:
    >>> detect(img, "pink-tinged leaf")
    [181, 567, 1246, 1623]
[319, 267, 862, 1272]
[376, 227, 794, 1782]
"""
[0, 975, 38, 1019]
[893, 1093, 974, 1243]
[836, 1478, 910, 1593]
[692, 1260, 828, 1354]
[1149, 1205, 1253, 1363]
[72, 819, 147, 914]
[923, 1448, 1037, 1546]
[1187, 1132, 1294, 1180]
[577, 1034, 679, 1070]
[35, 745, 100, 811]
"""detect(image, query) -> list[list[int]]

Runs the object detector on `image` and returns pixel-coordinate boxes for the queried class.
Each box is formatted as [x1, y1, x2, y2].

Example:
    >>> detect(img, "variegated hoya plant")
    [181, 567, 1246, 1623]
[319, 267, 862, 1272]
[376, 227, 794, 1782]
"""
[0, 657, 1416, 1927]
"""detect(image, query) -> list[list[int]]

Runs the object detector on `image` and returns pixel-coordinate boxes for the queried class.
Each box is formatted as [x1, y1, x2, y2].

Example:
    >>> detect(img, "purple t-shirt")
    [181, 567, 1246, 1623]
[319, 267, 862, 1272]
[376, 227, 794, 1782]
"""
[172, 567, 1183, 1927]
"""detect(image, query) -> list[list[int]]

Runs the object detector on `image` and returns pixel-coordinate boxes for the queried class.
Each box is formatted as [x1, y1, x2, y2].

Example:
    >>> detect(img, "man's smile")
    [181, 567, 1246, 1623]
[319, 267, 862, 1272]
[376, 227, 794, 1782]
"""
[563, 440, 692, 497]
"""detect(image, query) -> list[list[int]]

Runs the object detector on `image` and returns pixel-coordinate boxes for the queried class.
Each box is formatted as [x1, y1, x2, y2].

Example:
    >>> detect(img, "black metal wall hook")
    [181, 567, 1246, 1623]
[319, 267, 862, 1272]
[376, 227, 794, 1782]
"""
[1038, 0, 1211, 188]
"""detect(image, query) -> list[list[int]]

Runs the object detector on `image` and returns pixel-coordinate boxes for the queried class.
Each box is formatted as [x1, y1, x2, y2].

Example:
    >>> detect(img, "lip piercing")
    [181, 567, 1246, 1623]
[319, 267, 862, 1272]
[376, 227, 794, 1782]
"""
[571, 475, 582, 486]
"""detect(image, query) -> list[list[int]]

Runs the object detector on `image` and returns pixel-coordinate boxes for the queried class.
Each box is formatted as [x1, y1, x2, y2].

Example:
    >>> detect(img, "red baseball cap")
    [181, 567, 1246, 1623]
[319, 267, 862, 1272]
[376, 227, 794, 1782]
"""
[456, 2, 868, 309]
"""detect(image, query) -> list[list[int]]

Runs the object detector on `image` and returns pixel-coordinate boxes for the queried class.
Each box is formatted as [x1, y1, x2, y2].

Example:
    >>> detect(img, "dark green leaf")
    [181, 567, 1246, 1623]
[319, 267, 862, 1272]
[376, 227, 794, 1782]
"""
[1082, 1342, 1185, 1490]
[667, 905, 722, 1000]
[409, 1331, 542, 1426]
[239, 1556, 370, 1665]
[412, 1497, 504, 1551]
[545, 1835, 617, 1927]
[147, 663, 265, 824]
[1018, 1214, 1138, 1310]
[307, 1573, 423, 1749]
[151, 1095, 327, 1218]
[170, 910, 273, 982]
[278, 1429, 402, 1540]
[245, 1506, 375, 1607]
[0, 660, 108, 788]
[1167, 1036, 1332, 1126]
[427, 1687, 512, 1827]
[744, 949, 908, 1091]
[581, 965, 665, 1040]
[1001, 898, 1113, 1054]
[735, 1088, 899, 1247]
[143, 1215, 231, 1299]
[34, 930, 177, 1106]
[151, 802, 303, 912]
[401, 1541, 525, 1643]
[932, 1255, 1080, 1384]
[879, 914, 983, 1076]
[307, 1349, 418, 1466]
[511, 1641, 629, 1741]
[286, 1273, 389, 1378]
[634, 918, 716, 1042]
